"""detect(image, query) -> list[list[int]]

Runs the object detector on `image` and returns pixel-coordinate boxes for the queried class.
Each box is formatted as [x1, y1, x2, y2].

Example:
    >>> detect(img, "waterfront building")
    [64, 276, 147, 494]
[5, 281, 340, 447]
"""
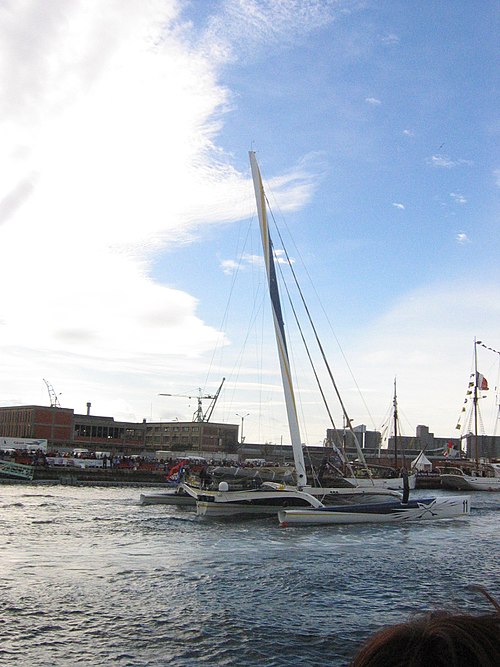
[386, 425, 461, 457]
[144, 420, 238, 455]
[326, 424, 381, 451]
[1, 403, 498, 462]
[0, 404, 238, 457]
[462, 433, 500, 460]
[0, 405, 146, 454]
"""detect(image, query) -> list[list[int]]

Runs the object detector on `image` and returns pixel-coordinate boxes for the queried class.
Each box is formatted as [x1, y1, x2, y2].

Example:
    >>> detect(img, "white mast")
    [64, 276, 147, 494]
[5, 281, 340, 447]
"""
[249, 151, 308, 488]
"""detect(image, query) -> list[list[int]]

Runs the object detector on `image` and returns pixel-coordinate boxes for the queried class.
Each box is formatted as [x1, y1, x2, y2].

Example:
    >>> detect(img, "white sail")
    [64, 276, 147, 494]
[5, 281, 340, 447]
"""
[249, 151, 307, 488]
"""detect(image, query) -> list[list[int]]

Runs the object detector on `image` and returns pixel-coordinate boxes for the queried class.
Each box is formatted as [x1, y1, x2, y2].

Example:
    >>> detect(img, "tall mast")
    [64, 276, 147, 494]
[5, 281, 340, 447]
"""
[249, 151, 308, 489]
[393, 377, 398, 469]
[474, 337, 479, 467]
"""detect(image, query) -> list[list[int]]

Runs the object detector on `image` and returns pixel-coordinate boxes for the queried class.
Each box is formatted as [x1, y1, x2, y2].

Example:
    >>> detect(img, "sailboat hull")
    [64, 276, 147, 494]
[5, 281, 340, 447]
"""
[195, 486, 323, 518]
[139, 490, 196, 506]
[441, 474, 500, 492]
[278, 496, 470, 526]
[193, 485, 403, 518]
[197, 498, 300, 518]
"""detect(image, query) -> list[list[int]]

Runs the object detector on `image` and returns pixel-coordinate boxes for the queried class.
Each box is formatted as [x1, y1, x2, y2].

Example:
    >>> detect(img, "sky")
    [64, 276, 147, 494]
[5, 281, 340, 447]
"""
[1, 0, 499, 446]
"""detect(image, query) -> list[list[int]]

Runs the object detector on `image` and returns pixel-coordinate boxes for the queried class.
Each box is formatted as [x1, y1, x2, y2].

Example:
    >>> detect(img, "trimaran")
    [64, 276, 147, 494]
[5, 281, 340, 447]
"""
[182, 151, 470, 525]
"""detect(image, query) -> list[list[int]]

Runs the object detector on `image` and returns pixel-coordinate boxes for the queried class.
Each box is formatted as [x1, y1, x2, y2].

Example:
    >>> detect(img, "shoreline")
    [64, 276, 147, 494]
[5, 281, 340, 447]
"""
[0, 467, 444, 489]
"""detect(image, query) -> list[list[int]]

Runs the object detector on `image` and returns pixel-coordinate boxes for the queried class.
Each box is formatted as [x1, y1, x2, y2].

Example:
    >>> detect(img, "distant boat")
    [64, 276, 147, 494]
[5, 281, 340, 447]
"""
[0, 459, 34, 481]
[440, 463, 500, 492]
[338, 379, 418, 491]
[440, 339, 500, 493]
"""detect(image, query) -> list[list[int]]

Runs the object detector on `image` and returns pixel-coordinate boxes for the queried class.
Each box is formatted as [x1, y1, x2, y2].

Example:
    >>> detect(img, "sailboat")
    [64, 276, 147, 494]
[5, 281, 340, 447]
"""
[440, 339, 500, 492]
[186, 151, 469, 523]
[342, 379, 418, 491]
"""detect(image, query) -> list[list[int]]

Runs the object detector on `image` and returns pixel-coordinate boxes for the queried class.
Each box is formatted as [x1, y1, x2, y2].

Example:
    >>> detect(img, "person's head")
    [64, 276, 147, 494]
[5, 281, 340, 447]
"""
[350, 611, 500, 667]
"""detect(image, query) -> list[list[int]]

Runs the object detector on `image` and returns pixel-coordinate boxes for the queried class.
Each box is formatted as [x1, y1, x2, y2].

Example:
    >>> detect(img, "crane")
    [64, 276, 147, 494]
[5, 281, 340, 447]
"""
[159, 378, 225, 422]
[43, 379, 62, 408]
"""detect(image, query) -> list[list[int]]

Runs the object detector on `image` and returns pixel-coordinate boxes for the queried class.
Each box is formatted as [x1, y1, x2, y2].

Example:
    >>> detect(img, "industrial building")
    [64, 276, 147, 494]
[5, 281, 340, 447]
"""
[0, 404, 238, 457]
[1, 403, 498, 462]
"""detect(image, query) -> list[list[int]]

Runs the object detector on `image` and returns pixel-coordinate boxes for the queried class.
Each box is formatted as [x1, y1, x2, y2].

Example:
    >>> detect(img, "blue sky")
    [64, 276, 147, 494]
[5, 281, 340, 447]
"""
[0, 0, 499, 445]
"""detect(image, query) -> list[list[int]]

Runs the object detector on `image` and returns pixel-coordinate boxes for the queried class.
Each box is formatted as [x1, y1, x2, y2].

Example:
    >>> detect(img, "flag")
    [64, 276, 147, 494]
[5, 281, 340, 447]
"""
[443, 441, 454, 456]
[476, 372, 489, 390]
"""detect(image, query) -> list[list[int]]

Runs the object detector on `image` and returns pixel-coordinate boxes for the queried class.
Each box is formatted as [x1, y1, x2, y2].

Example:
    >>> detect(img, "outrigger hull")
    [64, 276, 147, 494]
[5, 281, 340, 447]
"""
[278, 496, 470, 527]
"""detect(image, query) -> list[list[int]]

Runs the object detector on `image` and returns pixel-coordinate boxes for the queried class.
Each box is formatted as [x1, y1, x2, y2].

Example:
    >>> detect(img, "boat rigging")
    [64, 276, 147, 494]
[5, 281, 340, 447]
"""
[179, 151, 469, 524]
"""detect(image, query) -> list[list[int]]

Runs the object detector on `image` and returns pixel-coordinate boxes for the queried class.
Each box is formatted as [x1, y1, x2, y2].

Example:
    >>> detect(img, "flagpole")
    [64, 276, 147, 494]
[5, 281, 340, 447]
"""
[474, 337, 479, 468]
[393, 377, 398, 469]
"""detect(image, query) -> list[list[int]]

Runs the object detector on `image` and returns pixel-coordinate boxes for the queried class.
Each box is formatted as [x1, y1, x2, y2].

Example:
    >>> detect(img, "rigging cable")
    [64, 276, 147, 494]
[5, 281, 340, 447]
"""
[267, 198, 370, 475]
[263, 179, 378, 432]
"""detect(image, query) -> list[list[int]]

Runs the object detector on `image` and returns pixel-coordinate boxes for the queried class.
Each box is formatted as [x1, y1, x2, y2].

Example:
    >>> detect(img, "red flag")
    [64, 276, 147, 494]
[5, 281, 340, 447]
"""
[476, 372, 489, 390]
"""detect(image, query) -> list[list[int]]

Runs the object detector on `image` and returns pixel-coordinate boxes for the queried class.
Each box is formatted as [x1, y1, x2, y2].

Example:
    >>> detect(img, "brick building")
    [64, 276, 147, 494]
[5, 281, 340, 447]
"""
[144, 421, 238, 454]
[0, 404, 239, 456]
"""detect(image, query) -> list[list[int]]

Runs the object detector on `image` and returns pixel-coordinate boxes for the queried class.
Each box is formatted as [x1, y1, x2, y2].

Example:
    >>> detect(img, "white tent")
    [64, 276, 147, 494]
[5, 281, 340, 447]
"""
[411, 451, 432, 472]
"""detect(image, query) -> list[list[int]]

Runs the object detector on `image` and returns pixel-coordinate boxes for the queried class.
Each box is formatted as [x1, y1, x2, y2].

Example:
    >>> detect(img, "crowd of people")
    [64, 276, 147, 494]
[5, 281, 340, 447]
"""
[0, 448, 277, 478]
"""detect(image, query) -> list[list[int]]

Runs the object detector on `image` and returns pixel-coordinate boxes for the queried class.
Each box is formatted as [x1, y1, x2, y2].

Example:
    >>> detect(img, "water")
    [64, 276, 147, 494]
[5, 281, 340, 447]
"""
[1, 485, 499, 666]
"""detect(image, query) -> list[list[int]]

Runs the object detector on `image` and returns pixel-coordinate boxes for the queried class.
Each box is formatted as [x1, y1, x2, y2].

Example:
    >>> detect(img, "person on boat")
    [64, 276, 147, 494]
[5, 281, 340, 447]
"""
[199, 465, 211, 489]
[350, 610, 500, 666]
[401, 468, 410, 504]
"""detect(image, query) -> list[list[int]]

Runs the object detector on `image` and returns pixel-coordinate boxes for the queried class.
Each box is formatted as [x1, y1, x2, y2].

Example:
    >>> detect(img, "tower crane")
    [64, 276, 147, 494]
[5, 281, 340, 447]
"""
[159, 378, 225, 422]
[43, 379, 62, 408]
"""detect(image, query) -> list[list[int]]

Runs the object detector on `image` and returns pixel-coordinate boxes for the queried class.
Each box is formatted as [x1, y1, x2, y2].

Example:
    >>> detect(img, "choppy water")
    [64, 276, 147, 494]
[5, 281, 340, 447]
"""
[1, 485, 499, 666]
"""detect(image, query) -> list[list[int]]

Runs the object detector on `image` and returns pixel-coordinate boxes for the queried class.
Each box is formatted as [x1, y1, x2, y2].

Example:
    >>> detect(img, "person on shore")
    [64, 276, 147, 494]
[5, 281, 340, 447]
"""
[350, 610, 500, 666]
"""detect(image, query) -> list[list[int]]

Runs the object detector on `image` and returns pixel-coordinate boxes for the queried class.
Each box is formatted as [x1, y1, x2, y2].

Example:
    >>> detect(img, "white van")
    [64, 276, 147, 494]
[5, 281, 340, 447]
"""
[244, 458, 267, 467]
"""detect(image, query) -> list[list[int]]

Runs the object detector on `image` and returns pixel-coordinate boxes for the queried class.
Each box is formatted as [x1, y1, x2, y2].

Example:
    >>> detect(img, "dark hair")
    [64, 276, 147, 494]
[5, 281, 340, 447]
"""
[350, 611, 500, 667]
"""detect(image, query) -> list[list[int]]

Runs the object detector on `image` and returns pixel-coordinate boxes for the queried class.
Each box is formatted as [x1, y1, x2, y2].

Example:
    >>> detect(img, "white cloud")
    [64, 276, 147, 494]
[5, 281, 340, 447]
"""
[0, 0, 318, 422]
[220, 249, 294, 275]
[365, 97, 381, 105]
[450, 192, 467, 205]
[456, 232, 470, 244]
[427, 154, 473, 168]
[392, 202, 405, 210]
[201, 0, 341, 64]
[221, 259, 240, 274]
[403, 129, 414, 136]
[381, 33, 400, 45]
[342, 282, 500, 437]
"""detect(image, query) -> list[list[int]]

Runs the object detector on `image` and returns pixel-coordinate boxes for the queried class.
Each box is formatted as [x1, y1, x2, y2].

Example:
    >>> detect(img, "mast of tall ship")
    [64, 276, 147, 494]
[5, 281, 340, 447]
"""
[393, 378, 399, 469]
[473, 337, 480, 468]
